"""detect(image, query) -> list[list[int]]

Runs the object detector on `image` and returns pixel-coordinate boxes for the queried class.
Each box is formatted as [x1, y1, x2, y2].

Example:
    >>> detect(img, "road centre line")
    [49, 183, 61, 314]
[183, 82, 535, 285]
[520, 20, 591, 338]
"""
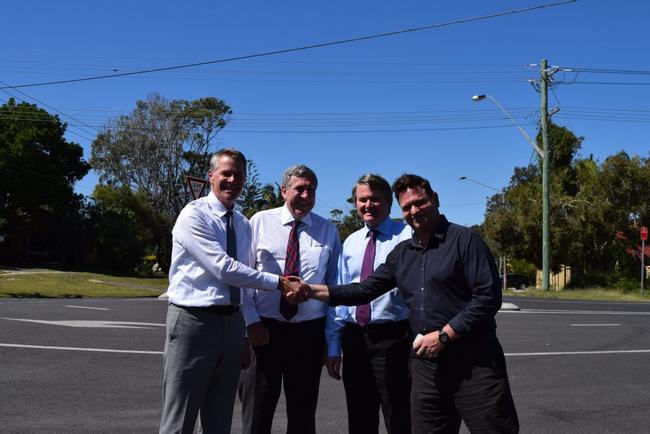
[0, 343, 162, 355]
[570, 323, 620, 326]
[2, 343, 649, 358]
[65, 305, 110, 311]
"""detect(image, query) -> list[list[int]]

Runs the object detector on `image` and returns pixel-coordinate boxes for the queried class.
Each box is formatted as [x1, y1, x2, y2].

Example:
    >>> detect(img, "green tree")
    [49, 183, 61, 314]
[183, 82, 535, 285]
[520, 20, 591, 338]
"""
[238, 161, 286, 218]
[330, 197, 364, 241]
[90, 93, 231, 220]
[483, 122, 650, 287]
[0, 98, 90, 264]
[84, 185, 171, 274]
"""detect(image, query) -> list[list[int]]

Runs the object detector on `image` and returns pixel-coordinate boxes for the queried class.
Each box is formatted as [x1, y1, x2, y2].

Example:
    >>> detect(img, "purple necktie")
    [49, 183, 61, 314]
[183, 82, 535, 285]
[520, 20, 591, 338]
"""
[280, 220, 301, 321]
[355, 229, 377, 326]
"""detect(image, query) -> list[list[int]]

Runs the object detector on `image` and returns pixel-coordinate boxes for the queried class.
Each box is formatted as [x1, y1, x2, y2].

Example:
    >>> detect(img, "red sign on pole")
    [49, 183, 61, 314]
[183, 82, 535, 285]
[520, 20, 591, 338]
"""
[642, 226, 648, 241]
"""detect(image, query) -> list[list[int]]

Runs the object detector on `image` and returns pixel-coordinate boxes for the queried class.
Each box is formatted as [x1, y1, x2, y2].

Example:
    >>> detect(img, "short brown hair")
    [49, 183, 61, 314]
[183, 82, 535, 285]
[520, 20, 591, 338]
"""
[392, 173, 435, 204]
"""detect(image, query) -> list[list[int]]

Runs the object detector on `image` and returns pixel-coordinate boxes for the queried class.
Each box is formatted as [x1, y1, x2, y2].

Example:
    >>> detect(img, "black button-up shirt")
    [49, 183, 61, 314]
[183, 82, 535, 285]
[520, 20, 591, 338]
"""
[329, 215, 501, 338]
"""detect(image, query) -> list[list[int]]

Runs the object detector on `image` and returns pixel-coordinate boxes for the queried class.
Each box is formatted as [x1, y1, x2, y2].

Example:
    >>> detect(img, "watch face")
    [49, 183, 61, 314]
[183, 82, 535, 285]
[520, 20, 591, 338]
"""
[439, 331, 449, 344]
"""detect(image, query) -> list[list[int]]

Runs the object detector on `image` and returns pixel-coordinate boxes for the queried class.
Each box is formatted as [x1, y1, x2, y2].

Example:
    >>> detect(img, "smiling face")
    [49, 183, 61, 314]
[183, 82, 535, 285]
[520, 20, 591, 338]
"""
[398, 186, 439, 233]
[209, 155, 246, 209]
[282, 175, 316, 220]
[355, 184, 390, 228]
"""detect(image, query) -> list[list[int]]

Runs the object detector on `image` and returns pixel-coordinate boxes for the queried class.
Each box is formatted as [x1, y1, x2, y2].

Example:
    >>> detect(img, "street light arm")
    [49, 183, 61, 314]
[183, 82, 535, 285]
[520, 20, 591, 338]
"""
[458, 176, 501, 192]
[474, 94, 544, 158]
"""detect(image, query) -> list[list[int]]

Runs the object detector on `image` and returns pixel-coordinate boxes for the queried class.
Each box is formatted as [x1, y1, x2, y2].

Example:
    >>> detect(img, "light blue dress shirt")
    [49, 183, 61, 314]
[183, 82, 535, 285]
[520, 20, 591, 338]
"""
[167, 192, 279, 307]
[242, 205, 342, 325]
[325, 217, 412, 357]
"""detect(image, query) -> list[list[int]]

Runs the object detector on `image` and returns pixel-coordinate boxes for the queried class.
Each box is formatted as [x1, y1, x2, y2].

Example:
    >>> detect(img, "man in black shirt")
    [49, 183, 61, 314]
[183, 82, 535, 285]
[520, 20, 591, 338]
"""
[300, 174, 519, 433]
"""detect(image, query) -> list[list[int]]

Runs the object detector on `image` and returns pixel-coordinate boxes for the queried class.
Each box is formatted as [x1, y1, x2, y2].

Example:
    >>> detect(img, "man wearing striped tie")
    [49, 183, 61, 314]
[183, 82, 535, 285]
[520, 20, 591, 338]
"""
[241, 164, 341, 434]
[325, 174, 413, 434]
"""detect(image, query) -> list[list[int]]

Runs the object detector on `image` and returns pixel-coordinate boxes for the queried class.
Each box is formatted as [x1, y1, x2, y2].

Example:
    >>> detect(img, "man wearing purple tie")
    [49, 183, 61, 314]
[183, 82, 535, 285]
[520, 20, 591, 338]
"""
[325, 174, 413, 434]
[241, 164, 341, 434]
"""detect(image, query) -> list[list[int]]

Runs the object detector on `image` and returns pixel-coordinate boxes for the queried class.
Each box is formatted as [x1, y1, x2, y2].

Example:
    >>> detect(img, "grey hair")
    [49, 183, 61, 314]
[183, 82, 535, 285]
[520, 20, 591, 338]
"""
[209, 148, 247, 172]
[281, 164, 318, 189]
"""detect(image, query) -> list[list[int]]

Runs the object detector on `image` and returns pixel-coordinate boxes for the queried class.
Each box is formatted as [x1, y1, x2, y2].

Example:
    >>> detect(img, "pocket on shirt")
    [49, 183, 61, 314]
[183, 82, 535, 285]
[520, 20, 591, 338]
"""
[302, 245, 331, 275]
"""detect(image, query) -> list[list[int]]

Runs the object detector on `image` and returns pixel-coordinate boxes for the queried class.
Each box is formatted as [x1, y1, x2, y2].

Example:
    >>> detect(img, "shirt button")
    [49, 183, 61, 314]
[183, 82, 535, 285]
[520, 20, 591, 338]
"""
[421, 287, 424, 291]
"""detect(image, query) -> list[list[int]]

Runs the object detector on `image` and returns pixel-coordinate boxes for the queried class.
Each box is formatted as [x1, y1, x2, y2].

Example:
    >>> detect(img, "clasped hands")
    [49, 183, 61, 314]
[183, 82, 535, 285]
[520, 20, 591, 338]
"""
[279, 275, 310, 304]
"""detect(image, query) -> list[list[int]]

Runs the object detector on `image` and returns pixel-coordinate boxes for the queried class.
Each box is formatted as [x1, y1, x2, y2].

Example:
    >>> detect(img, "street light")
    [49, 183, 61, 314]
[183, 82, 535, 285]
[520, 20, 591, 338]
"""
[472, 93, 550, 291]
[471, 95, 542, 157]
[458, 176, 500, 192]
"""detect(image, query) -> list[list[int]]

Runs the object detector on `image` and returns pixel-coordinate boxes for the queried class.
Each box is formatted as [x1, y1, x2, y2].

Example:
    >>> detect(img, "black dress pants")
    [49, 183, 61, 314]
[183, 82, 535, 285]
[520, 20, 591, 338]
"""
[410, 336, 519, 434]
[251, 317, 325, 434]
[341, 320, 412, 434]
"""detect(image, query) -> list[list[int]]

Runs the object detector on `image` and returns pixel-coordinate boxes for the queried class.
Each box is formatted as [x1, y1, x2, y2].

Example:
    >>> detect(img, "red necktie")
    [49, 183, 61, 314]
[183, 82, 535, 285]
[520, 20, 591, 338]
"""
[355, 229, 377, 326]
[280, 220, 301, 321]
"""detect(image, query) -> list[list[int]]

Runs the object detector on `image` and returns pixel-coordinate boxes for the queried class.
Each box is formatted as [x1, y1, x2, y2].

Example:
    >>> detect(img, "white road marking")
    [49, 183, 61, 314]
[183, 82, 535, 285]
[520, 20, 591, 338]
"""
[570, 323, 620, 327]
[0, 318, 164, 329]
[1, 343, 648, 358]
[0, 343, 162, 355]
[65, 305, 110, 311]
[505, 349, 650, 356]
[500, 309, 650, 315]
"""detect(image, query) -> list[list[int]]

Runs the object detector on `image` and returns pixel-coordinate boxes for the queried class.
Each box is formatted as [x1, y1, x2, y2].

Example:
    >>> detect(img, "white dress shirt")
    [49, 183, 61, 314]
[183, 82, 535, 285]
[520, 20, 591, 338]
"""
[167, 192, 279, 307]
[325, 218, 412, 357]
[242, 205, 342, 325]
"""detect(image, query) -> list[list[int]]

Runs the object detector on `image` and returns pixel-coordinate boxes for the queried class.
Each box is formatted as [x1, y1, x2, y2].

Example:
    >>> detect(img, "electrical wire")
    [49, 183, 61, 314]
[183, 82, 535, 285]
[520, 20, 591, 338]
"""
[0, 0, 578, 90]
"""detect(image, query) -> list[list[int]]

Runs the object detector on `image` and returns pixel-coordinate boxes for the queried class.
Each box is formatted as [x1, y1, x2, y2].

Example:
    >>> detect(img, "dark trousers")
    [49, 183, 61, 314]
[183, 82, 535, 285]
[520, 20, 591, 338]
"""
[341, 321, 412, 434]
[252, 317, 325, 434]
[410, 336, 519, 434]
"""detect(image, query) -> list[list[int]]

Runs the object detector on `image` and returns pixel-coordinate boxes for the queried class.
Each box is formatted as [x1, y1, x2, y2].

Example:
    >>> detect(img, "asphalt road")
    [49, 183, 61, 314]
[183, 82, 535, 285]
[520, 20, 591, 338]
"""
[1, 296, 650, 433]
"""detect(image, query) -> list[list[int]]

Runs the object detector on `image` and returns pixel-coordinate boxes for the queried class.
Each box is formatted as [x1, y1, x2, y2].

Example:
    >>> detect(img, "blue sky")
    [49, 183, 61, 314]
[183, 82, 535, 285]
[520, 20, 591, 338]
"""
[2, 0, 649, 226]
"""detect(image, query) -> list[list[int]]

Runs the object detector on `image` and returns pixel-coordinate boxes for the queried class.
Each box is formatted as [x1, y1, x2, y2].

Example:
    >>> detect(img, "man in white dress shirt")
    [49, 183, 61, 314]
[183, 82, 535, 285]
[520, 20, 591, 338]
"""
[160, 148, 300, 434]
[242, 164, 341, 434]
[325, 174, 413, 434]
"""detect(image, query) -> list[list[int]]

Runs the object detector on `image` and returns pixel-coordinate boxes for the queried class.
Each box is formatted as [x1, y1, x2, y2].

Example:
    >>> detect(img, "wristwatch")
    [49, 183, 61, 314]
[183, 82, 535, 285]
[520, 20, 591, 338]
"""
[438, 329, 449, 344]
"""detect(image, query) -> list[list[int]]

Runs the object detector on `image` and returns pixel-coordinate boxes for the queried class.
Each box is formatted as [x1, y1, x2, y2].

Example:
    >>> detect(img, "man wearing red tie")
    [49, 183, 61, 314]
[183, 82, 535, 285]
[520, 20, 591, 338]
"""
[325, 174, 412, 434]
[241, 164, 341, 434]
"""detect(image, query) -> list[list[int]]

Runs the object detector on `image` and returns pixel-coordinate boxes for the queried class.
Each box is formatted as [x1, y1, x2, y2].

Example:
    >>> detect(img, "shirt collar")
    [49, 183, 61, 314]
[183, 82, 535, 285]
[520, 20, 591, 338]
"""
[280, 204, 313, 227]
[208, 191, 233, 217]
[409, 214, 450, 248]
[365, 217, 391, 238]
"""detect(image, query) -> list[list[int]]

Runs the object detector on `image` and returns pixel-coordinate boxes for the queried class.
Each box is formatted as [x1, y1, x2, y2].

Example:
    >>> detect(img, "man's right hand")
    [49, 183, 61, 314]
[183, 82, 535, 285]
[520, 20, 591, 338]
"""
[280, 275, 309, 303]
[246, 322, 270, 347]
[326, 356, 341, 380]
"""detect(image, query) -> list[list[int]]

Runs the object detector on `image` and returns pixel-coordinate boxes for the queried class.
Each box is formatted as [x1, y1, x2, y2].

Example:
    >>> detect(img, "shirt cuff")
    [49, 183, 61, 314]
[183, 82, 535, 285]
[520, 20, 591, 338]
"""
[260, 272, 280, 291]
[327, 338, 342, 358]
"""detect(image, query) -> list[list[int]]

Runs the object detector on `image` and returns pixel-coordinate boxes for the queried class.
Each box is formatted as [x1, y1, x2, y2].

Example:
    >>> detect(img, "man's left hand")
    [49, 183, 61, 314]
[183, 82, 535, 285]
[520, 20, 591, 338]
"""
[413, 331, 445, 359]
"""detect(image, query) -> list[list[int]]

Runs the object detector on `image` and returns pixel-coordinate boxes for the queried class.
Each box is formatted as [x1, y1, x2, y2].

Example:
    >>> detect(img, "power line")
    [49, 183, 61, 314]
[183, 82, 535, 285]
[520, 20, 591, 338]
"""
[0, 0, 578, 90]
[0, 79, 100, 137]
[0, 87, 97, 142]
[558, 66, 650, 75]
[562, 81, 650, 86]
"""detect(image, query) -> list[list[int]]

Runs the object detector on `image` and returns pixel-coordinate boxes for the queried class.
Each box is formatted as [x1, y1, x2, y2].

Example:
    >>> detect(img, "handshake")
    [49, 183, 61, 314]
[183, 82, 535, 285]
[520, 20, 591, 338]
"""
[278, 275, 314, 304]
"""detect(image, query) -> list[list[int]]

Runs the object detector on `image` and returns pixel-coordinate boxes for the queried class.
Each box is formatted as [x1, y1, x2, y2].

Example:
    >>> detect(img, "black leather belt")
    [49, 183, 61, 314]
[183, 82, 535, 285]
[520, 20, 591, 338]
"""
[171, 302, 239, 315]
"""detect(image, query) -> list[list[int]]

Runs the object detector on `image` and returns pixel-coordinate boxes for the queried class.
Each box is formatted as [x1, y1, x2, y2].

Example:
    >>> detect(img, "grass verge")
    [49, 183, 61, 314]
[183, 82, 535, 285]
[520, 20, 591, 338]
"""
[505, 287, 650, 302]
[0, 270, 167, 298]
